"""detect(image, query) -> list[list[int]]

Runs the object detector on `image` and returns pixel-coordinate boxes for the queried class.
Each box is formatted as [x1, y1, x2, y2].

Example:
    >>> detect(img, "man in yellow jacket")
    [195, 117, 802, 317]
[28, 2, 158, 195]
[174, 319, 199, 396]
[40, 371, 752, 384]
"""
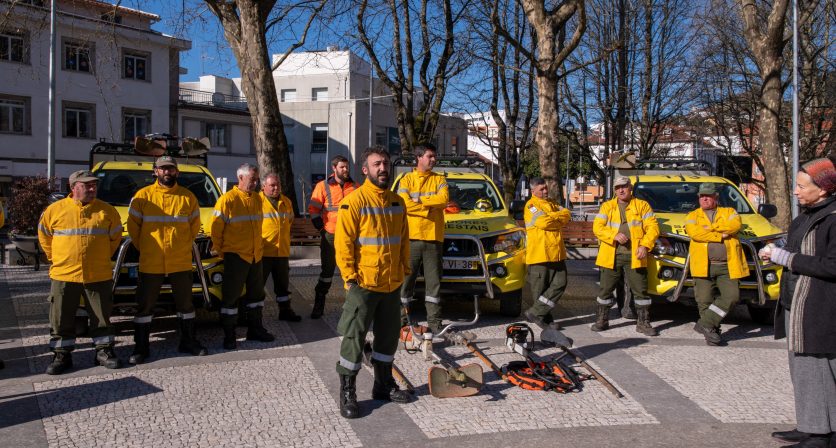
[38, 170, 124, 374]
[260, 173, 300, 322]
[685, 183, 749, 346]
[309, 155, 356, 319]
[522, 177, 572, 327]
[334, 147, 412, 419]
[211, 163, 274, 350]
[397, 144, 449, 334]
[592, 176, 660, 336]
[127, 156, 208, 364]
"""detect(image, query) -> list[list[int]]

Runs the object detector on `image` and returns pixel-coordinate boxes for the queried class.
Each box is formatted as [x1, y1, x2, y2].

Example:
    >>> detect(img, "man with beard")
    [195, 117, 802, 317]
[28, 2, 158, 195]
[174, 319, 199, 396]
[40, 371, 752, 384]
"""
[127, 155, 208, 363]
[308, 155, 357, 319]
[334, 147, 412, 418]
[260, 173, 300, 321]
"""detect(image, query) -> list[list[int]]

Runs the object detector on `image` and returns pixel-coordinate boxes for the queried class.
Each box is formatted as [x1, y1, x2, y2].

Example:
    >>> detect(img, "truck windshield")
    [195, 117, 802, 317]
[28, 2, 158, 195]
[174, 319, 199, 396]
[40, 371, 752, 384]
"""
[95, 170, 221, 207]
[447, 179, 504, 211]
[633, 182, 753, 214]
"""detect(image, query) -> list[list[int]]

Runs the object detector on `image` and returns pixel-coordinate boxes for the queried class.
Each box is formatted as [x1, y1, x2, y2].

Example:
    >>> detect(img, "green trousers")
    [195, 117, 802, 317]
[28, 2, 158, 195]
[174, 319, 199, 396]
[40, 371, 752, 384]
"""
[598, 253, 651, 308]
[48, 280, 115, 352]
[315, 231, 336, 297]
[134, 271, 195, 324]
[336, 285, 401, 376]
[220, 253, 265, 318]
[524, 261, 568, 321]
[400, 240, 443, 331]
[263, 256, 291, 304]
[694, 264, 740, 329]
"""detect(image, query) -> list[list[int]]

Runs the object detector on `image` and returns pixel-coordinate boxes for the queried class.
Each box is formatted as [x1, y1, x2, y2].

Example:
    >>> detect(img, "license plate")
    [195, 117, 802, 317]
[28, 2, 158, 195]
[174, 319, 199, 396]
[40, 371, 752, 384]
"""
[444, 259, 478, 270]
[128, 267, 138, 279]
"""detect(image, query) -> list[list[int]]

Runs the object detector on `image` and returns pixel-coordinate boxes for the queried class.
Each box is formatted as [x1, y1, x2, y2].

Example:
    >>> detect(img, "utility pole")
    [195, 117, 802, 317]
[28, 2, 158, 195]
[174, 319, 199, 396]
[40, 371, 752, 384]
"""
[47, 0, 57, 181]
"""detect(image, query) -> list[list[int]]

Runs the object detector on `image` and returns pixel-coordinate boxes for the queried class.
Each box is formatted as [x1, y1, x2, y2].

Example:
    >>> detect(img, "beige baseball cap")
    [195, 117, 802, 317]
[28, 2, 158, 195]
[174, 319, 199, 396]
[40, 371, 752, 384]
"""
[69, 170, 98, 186]
[613, 176, 632, 187]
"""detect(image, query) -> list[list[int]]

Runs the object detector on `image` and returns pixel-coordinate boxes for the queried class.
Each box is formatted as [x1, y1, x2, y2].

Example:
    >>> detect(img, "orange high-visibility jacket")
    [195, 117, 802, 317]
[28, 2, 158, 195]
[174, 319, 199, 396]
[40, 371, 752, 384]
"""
[261, 192, 294, 258]
[593, 197, 660, 269]
[308, 176, 356, 234]
[524, 195, 571, 264]
[210, 186, 263, 264]
[127, 182, 201, 274]
[38, 197, 122, 283]
[684, 207, 750, 279]
[396, 169, 449, 242]
[334, 179, 411, 293]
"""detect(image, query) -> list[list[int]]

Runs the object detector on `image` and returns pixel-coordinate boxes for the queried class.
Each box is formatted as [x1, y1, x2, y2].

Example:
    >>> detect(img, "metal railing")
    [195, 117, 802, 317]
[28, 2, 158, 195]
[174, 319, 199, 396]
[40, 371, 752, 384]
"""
[178, 88, 248, 111]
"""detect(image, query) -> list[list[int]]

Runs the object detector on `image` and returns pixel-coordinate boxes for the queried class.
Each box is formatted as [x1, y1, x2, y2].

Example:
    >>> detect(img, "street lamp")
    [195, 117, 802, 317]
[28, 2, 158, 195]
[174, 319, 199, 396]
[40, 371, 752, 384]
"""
[791, 0, 799, 218]
[564, 121, 574, 208]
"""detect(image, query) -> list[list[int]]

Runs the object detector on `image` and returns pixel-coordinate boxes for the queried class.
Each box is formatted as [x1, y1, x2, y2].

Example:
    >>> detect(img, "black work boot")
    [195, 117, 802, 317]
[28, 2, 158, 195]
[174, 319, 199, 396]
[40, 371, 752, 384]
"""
[772, 429, 810, 443]
[339, 374, 360, 419]
[278, 302, 302, 322]
[94, 346, 122, 369]
[178, 318, 208, 356]
[779, 434, 831, 447]
[311, 292, 326, 319]
[635, 307, 659, 336]
[129, 322, 151, 365]
[246, 307, 275, 342]
[46, 352, 73, 375]
[694, 322, 722, 346]
[590, 305, 611, 331]
[221, 315, 238, 350]
[371, 360, 412, 403]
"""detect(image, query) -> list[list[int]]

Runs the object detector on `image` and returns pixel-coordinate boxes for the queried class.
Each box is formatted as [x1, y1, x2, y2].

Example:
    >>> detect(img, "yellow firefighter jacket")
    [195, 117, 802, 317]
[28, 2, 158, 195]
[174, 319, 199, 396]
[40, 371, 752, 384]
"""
[397, 169, 449, 242]
[127, 182, 201, 274]
[308, 175, 356, 234]
[38, 196, 122, 283]
[593, 197, 660, 269]
[210, 186, 263, 264]
[684, 207, 750, 279]
[335, 179, 411, 293]
[261, 192, 294, 258]
[524, 196, 571, 264]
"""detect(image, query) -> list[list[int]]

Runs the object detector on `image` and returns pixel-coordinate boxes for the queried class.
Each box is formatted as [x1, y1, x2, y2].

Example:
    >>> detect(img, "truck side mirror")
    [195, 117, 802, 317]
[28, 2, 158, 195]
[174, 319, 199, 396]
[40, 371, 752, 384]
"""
[758, 203, 777, 219]
[510, 200, 526, 221]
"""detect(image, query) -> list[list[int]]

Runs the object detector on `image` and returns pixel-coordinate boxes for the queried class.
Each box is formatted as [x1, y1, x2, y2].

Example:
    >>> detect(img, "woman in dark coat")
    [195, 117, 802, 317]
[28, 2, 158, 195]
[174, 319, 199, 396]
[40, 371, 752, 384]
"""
[762, 156, 836, 448]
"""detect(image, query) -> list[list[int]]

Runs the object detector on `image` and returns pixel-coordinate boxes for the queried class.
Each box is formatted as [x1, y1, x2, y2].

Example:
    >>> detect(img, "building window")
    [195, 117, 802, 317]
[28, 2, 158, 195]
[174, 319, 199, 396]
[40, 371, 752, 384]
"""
[205, 123, 227, 149]
[375, 131, 386, 147]
[0, 30, 27, 63]
[63, 39, 93, 73]
[123, 50, 149, 81]
[122, 108, 150, 142]
[311, 123, 327, 152]
[312, 88, 328, 102]
[0, 94, 29, 134]
[284, 124, 295, 153]
[63, 102, 95, 139]
[281, 89, 296, 102]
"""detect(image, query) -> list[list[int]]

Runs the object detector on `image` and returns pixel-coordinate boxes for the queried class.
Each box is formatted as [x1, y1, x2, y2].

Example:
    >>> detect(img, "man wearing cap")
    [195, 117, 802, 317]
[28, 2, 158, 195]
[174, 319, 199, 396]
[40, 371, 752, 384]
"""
[260, 173, 301, 321]
[685, 182, 748, 346]
[211, 163, 274, 350]
[126, 155, 208, 364]
[38, 170, 124, 374]
[591, 176, 660, 335]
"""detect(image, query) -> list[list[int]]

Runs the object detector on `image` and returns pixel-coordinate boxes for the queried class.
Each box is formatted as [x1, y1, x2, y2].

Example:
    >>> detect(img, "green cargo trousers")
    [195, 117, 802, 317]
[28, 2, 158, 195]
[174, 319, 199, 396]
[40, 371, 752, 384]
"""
[263, 256, 291, 304]
[524, 261, 568, 321]
[598, 253, 651, 308]
[133, 271, 195, 325]
[336, 285, 401, 376]
[400, 240, 443, 332]
[314, 232, 337, 297]
[694, 263, 740, 329]
[48, 280, 115, 353]
[220, 253, 265, 319]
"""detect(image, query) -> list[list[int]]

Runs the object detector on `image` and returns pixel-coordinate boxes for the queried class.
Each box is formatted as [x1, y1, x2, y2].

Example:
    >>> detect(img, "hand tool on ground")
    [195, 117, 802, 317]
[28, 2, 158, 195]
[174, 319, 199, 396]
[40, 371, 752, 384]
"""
[502, 323, 581, 392]
[540, 327, 624, 398]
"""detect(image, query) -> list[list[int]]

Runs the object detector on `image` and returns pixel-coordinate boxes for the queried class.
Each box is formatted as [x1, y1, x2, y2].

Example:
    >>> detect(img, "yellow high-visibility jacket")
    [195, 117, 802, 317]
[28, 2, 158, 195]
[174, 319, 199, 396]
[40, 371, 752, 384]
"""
[38, 197, 122, 283]
[210, 186, 263, 264]
[308, 176, 356, 234]
[593, 197, 660, 269]
[335, 179, 411, 293]
[684, 207, 750, 279]
[127, 182, 201, 274]
[397, 169, 449, 242]
[261, 192, 294, 258]
[524, 196, 571, 264]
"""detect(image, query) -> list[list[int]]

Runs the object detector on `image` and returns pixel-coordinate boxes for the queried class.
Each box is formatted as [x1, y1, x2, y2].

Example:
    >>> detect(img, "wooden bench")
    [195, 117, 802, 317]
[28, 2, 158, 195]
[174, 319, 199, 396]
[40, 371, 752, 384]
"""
[290, 219, 322, 246]
[515, 219, 598, 247]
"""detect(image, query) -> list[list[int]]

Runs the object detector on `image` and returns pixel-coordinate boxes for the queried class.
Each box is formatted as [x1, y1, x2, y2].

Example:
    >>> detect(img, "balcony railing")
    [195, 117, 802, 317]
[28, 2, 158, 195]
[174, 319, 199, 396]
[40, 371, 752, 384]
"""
[178, 88, 248, 111]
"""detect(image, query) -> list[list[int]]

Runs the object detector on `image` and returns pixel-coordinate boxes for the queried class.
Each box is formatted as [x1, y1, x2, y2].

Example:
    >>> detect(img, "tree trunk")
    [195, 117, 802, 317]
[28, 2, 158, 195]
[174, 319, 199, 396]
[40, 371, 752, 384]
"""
[758, 58, 791, 228]
[536, 74, 563, 202]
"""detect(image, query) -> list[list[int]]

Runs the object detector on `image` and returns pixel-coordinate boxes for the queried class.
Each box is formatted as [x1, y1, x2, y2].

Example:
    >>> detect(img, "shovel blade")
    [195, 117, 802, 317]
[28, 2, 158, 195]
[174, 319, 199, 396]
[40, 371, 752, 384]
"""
[428, 364, 483, 398]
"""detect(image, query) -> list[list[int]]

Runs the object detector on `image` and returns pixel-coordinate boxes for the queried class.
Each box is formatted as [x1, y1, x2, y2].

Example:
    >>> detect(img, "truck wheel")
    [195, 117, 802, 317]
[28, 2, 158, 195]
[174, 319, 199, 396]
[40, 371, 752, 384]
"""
[498, 290, 523, 317]
[747, 303, 776, 325]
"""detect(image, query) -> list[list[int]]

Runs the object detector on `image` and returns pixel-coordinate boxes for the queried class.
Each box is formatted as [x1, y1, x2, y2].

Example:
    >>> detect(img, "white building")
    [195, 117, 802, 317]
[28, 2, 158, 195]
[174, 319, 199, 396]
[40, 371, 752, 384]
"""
[0, 0, 190, 197]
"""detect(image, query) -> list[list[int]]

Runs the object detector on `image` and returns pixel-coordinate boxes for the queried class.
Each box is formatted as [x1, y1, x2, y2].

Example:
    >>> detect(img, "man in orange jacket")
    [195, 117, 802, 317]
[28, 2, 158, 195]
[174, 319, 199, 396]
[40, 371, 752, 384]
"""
[308, 155, 356, 318]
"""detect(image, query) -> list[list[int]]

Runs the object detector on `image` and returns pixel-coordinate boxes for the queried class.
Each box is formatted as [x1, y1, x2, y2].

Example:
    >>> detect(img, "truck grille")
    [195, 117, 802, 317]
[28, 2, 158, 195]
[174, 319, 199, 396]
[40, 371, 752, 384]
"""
[443, 238, 479, 257]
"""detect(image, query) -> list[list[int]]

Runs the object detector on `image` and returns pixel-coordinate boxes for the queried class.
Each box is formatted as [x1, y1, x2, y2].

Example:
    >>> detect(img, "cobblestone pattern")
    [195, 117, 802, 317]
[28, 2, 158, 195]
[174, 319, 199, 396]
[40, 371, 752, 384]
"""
[626, 344, 795, 424]
[34, 357, 362, 448]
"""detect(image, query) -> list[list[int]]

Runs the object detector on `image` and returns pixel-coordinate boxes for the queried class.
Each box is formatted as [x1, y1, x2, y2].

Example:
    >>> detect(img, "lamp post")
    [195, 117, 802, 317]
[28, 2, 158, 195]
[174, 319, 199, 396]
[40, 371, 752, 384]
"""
[47, 0, 57, 180]
[791, 0, 799, 218]
[564, 121, 574, 208]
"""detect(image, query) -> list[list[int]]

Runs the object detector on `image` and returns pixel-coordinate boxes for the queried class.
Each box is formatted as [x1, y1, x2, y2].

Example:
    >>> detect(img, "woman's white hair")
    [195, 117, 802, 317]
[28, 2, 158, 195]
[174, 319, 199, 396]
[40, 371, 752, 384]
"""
[237, 163, 258, 178]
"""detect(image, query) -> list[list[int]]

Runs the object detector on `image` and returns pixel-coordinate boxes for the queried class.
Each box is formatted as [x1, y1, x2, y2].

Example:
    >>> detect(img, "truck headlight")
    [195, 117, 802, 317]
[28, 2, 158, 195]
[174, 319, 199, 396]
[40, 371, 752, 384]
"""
[211, 272, 223, 284]
[764, 271, 778, 283]
[482, 231, 525, 254]
[653, 237, 687, 258]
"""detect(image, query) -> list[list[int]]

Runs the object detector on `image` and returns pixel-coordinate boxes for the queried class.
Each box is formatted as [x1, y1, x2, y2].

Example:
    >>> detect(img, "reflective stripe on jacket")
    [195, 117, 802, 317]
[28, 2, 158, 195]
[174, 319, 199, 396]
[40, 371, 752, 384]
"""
[261, 192, 294, 258]
[38, 197, 122, 283]
[127, 182, 200, 274]
[210, 186, 263, 263]
[335, 179, 410, 293]
[397, 170, 449, 242]
[524, 196, 571, 264]
[684, 207, 750, 279]
[308, 176, 356, 234]
[593, 197, 660, 269]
